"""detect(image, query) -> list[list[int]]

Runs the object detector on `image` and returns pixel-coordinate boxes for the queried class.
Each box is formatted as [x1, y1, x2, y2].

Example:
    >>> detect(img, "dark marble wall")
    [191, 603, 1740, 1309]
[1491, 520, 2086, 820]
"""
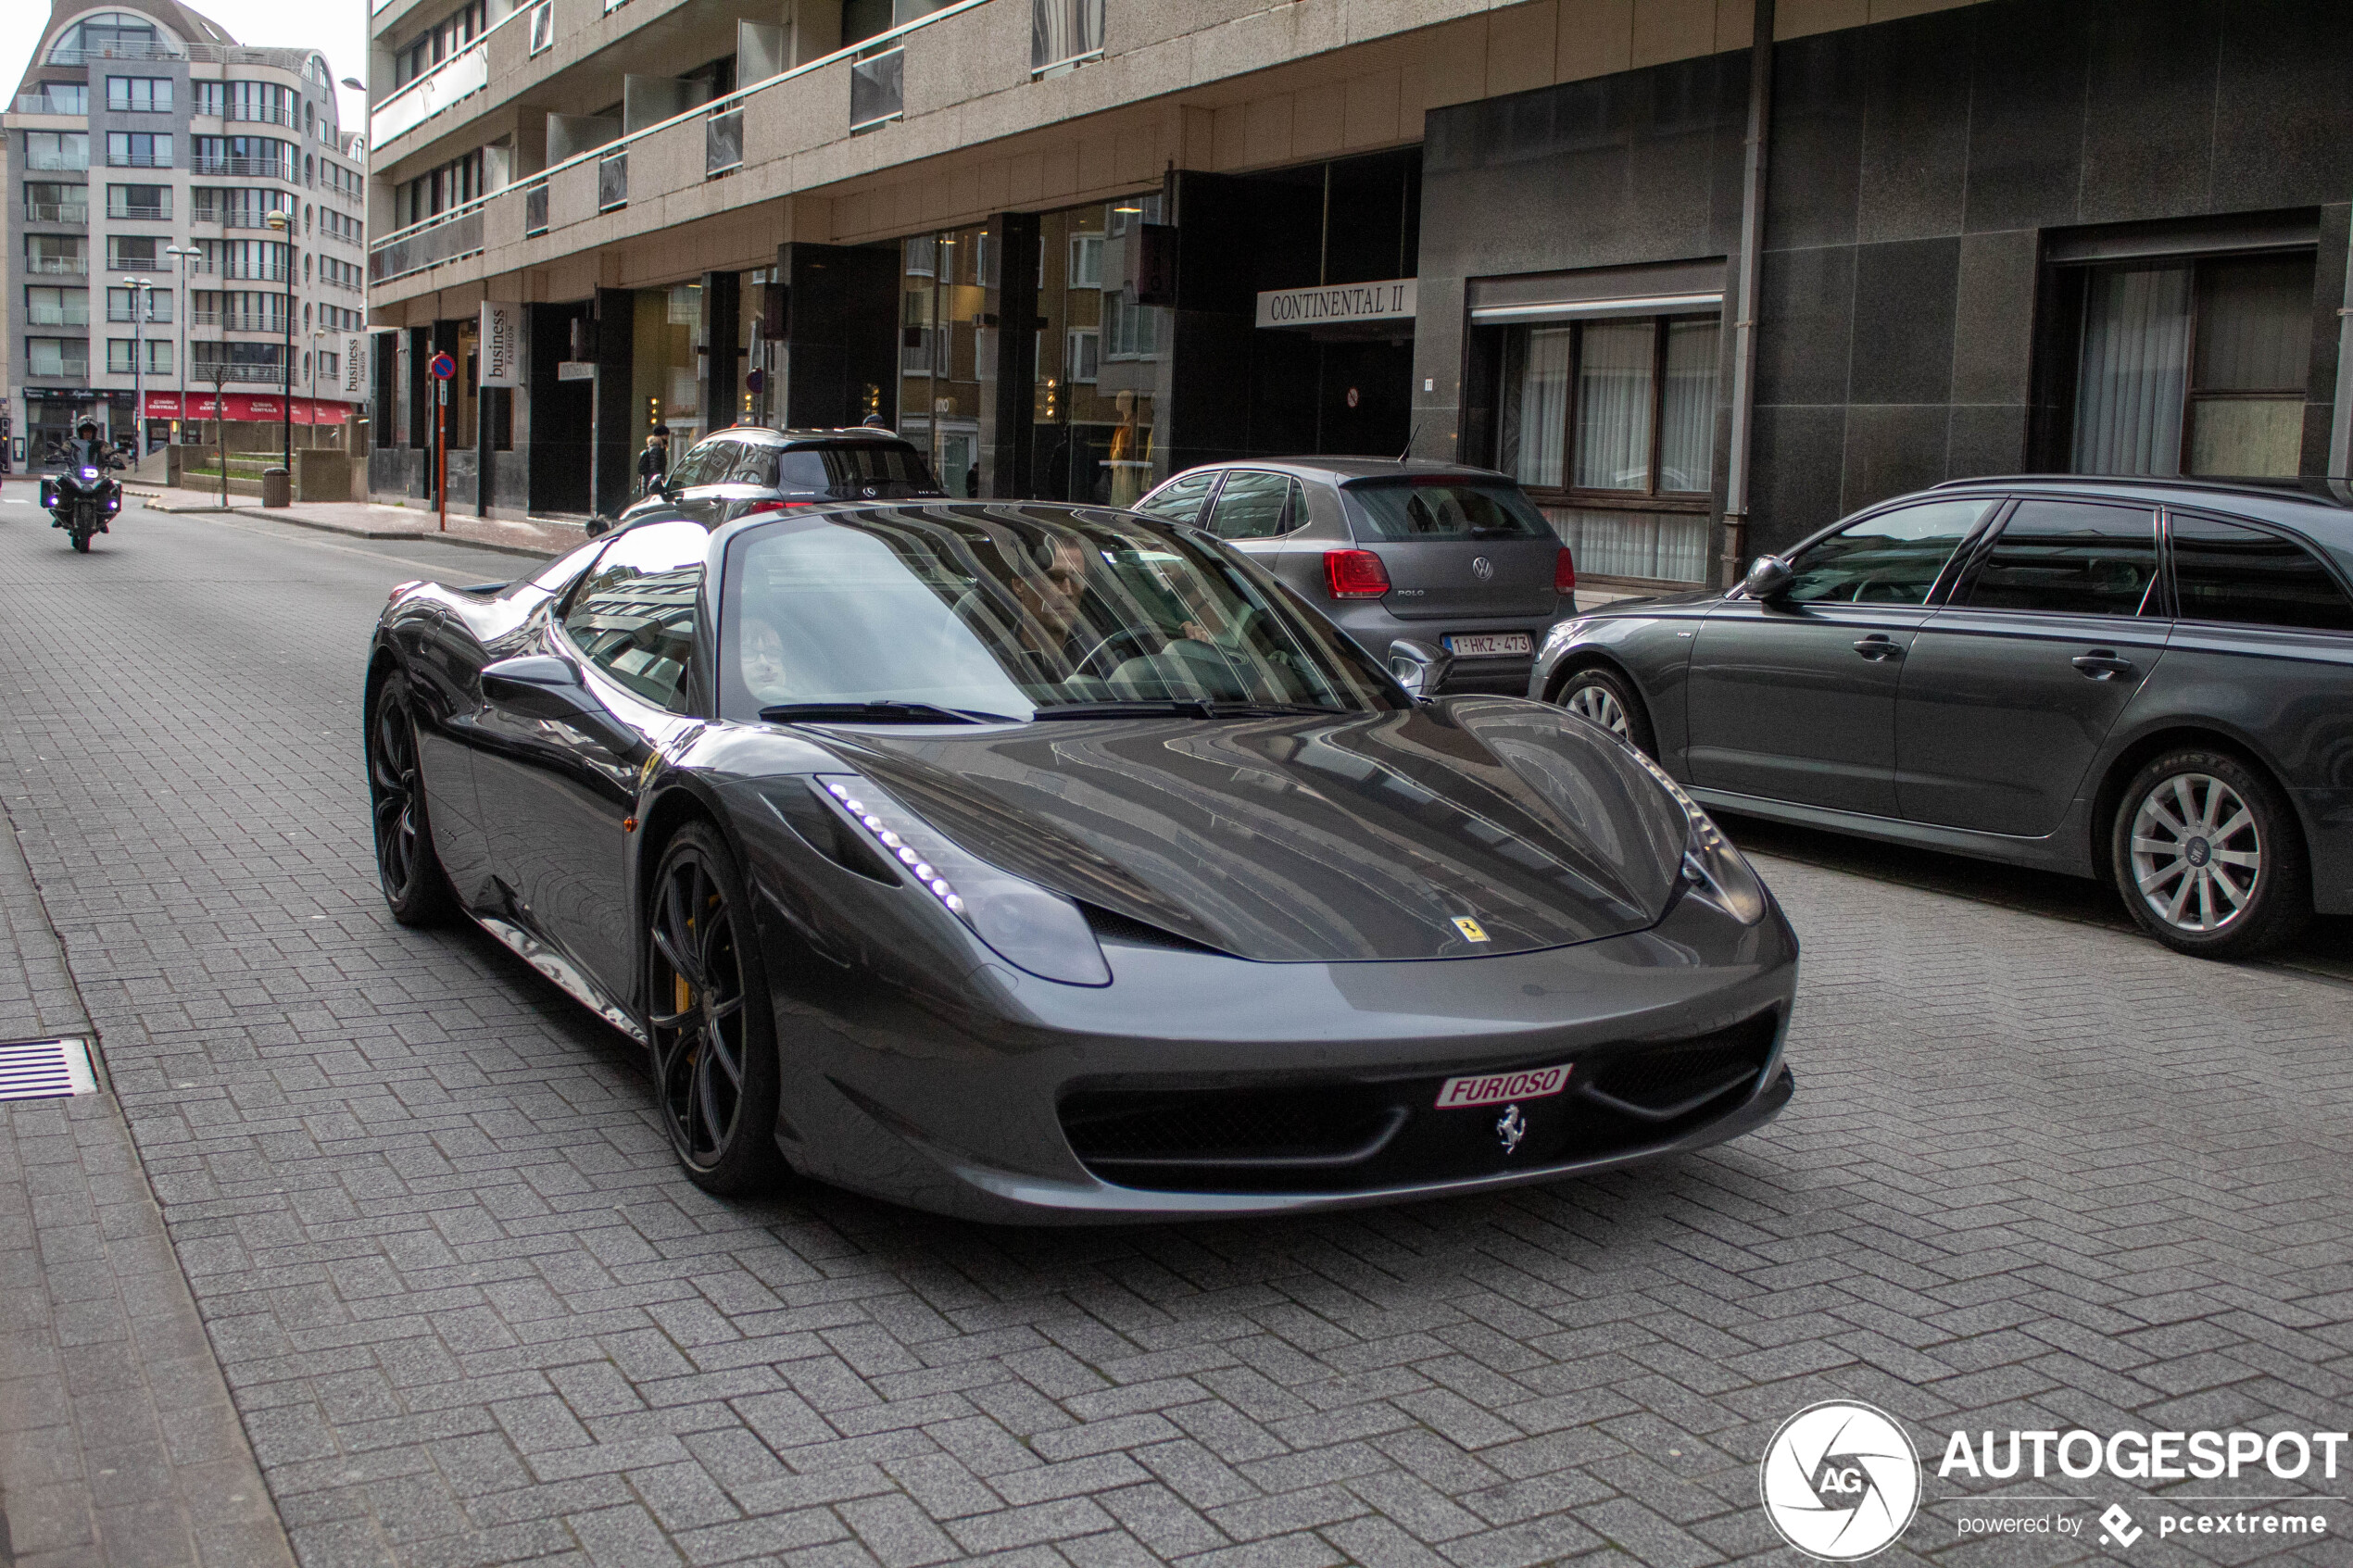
[1414, 0, 2353, 565]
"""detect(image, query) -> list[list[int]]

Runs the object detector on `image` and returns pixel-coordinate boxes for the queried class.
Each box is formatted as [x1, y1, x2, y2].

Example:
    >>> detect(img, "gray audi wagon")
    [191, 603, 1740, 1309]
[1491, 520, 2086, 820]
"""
[1532, 476, 2353, 959]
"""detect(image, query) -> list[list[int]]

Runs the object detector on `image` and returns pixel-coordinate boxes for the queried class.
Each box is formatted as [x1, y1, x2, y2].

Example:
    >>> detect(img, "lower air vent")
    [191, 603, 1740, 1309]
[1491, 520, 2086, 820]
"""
[0, 1037, 99, 1102]
[1580, 1020, 1775, 1121]
[1062, 1085, 1403, 1174]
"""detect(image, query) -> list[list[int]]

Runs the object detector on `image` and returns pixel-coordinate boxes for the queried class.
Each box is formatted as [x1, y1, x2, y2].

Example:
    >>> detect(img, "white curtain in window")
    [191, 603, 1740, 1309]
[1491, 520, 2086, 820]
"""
[1509, 326, 1571, 489]
[2072, 266, 2190, 476]
[1575, 320, 1654, 491]
[1657, 319, 1718, 493]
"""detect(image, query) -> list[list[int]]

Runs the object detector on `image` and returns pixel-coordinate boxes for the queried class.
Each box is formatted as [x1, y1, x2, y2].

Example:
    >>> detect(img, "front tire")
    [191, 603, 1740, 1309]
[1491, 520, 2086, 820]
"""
[2111, 748, 2309, 959]
[1555, 664, 1657, 757]
[367, 672, 459, 926]
[646, 824, 786, 1195]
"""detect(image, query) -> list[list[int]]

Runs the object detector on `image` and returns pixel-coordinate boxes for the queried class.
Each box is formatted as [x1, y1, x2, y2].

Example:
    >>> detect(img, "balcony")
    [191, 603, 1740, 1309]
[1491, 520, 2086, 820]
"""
[598, 151, 627, 211]
[27, 157, 93, 174]
[28, 257, 90, 275]
[194, 156, 294, 180]
[44, 44, 178, 64]
[107, 152, 171, 169]
[706, 107, 743, 177]
[190, 362, 284, 383]
[25, 202, 89, 224]
[12, 92, 89, 115]
[368, 203, 484, 284]
[110, 258, 171, 272]
[523, 182, 549, 236]
[370, 34, 492, 147]
[191, 311, 286, 332]
[109, 203, 169, 220]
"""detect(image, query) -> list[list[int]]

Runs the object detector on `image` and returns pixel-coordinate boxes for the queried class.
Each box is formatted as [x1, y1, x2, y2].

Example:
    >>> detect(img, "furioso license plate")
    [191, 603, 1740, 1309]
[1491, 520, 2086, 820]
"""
[1443, 633, 1534, 658]
[1434, 1063, 1572, 1110]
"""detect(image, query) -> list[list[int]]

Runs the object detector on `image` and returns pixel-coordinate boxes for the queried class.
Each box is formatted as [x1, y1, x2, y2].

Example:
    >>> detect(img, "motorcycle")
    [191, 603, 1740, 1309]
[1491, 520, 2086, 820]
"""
[38, 448, 124, 553]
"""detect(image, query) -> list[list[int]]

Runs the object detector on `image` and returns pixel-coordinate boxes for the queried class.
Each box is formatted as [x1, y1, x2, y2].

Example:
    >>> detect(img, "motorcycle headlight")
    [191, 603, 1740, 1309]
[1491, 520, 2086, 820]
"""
[1620, 747, 1768, 925]
[79, 467, 98, 480]
[817, 775, 1111, 985]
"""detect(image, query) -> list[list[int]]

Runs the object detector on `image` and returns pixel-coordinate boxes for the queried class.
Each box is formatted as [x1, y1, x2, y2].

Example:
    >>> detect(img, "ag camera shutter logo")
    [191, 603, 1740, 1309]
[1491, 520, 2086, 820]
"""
[1760, 1400, 1922, 1560]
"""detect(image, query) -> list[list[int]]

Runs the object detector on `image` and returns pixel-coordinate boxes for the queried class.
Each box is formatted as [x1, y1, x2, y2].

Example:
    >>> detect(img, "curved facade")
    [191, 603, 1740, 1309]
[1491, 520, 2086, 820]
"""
[5, 0, 366, 464]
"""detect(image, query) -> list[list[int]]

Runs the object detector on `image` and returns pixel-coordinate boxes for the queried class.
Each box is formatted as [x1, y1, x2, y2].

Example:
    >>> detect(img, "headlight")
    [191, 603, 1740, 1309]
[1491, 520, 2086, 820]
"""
[1619, 747, 1769, 925]
[817, 775, 1111, 985]
[80, 467, 99, 480]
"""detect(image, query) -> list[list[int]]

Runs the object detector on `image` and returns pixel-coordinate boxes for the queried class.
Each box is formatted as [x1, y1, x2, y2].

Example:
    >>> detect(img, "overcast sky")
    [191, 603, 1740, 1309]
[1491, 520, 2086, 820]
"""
[3, 0, 371, 132]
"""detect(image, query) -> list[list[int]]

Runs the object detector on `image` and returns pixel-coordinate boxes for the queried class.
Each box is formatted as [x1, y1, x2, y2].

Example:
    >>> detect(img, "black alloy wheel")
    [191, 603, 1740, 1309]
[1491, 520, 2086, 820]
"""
[366, 673, 458, 925]
[2110, 747, 2309, 960]
[646, 824, 786, 1194]
[1556, 665, 1657, 757]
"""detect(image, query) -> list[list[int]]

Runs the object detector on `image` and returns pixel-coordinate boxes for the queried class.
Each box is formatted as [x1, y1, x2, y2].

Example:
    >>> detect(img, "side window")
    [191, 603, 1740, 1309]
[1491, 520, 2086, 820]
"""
[1139, 469, 1218, 525]
[1783, 499, 1994, 605]
[1207, 470, 1299, 541]
[2170, 514, 2353, 633]
[560, 521, 707, 711]
[733, 443, 783, 487]
[1960, 500, 2158, 617]
[668, 439, 733, 490]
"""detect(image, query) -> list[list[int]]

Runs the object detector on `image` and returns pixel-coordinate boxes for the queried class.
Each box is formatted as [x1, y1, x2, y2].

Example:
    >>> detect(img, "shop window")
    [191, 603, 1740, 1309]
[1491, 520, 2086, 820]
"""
[2069, 252, 2315, 480]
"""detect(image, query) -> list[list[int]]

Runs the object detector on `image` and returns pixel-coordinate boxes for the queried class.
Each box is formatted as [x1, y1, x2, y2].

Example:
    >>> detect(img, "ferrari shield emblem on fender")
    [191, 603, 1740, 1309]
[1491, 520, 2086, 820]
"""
[1496, 1103, 1527, 1154]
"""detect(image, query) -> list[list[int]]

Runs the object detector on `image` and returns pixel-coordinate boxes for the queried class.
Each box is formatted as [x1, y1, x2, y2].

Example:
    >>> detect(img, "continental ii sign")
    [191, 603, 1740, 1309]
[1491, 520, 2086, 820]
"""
[1256, 278, 1417, 329]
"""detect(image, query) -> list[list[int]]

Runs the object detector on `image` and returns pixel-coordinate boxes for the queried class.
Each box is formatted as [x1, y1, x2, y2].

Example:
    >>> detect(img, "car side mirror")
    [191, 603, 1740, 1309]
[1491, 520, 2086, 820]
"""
[1742, 554, 1794, 601]
[482, 654, 596, 721]
[1388, 638, 1453, 701]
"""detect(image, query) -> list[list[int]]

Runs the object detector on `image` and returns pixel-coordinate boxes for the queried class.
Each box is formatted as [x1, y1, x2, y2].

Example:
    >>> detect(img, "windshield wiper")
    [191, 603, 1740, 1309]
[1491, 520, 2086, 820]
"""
[760, 701, 1020, 725]
[1031, 699, 1349, 721]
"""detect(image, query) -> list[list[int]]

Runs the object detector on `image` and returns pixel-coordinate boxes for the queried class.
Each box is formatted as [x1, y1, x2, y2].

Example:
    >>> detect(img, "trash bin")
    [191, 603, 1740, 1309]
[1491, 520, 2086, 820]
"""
[261, 466, 291, 508]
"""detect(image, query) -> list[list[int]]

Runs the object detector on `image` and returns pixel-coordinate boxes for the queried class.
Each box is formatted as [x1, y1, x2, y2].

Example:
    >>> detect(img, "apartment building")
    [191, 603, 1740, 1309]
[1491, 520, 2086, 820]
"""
[365, 0, 2353, 589]
[6, 0, 368, 464]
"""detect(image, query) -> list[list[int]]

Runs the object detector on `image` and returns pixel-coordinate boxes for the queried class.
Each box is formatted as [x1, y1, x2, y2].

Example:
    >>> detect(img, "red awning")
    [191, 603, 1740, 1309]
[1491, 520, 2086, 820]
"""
[145, 392, 351, 424]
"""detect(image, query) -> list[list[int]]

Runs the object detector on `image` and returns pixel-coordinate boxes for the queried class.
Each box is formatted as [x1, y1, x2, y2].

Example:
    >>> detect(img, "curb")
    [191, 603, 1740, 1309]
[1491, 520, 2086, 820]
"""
[124, 487, 569, 561]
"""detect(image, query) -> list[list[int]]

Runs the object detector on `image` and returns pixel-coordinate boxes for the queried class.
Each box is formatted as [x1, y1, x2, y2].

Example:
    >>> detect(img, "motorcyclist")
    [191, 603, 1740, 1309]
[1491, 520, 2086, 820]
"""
[59, 420, 121, 473]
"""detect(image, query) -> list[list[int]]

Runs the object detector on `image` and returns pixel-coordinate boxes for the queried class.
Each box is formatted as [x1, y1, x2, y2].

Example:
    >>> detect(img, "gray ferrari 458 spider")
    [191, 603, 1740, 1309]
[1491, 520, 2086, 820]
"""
[365, 497, 1796, 1222]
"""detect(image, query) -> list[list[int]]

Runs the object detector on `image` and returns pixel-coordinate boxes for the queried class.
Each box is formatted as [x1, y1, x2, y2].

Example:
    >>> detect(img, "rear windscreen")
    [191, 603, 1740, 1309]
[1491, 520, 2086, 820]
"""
[1345, 480, 1551, 542]
[758, 444, 943, 496]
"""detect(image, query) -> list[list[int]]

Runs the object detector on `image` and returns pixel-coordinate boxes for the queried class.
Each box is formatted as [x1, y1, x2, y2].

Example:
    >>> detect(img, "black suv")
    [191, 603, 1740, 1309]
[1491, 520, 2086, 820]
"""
[1531, 475, 2353, 959]
[620, 427, 947, 529]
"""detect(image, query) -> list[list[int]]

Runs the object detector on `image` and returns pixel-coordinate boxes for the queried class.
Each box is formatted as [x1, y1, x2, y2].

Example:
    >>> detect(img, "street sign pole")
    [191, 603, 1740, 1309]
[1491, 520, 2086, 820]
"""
[427, 351, 457, 533]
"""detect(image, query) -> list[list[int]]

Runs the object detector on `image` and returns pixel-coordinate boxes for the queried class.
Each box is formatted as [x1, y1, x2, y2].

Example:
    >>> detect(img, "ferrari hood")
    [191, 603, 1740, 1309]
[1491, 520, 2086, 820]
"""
[823, 697, 1690, 962]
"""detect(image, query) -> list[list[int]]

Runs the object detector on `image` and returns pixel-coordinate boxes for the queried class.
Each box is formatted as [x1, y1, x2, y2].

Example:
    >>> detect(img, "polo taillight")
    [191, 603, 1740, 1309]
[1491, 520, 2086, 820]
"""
[1324, 548, 1391, 599]
[1555, 546, 1578, 595]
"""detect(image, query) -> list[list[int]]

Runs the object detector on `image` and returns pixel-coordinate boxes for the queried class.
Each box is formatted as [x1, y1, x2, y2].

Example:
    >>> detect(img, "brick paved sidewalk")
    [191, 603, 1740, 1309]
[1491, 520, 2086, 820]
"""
[118, 483, 580, 559]
[0, 793, 294, 1568]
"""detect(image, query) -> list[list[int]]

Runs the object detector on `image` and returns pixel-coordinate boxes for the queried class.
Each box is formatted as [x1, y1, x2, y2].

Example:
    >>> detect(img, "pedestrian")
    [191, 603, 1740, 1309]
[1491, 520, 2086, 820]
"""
[636, 425, 671, 495]
[861, 412, 887, 429]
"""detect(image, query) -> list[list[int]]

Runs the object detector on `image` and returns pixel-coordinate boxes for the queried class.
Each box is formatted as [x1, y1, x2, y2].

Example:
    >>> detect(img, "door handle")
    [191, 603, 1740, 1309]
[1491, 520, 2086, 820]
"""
[2071, 651, 2134, 680]
[1852, 635, 1904, 660]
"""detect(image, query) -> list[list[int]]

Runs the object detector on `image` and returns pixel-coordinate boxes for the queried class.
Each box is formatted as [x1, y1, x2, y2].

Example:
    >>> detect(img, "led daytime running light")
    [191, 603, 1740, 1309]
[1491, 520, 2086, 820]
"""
[824, 781, 965, 914]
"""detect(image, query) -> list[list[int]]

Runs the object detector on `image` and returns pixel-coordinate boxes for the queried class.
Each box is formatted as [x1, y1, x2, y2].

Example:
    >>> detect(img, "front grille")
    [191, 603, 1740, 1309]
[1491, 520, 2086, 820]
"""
[1059, 1010, 1781, 1193]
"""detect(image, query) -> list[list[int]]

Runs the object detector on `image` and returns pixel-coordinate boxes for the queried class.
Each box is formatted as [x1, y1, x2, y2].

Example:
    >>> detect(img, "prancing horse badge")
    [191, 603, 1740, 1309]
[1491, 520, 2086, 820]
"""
[1495, 1103, 1527, 1154]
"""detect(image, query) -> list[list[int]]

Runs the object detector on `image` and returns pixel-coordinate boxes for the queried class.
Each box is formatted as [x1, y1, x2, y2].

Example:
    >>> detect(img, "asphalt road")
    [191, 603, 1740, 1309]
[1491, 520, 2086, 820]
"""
[0, 495, 2347, 1568]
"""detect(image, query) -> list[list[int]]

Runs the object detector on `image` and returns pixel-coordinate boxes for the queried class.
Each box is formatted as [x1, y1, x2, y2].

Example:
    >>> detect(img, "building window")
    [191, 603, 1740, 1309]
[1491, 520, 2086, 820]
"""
[26, 287, 90, 327]
[106, 286, 170, 323]
[25, 182, 88, 222]
[26, 234, 89, 275]
[1103, 295, 1159, 360]
[107, 183, 170, 220]
[107, 235, 163, 271]
[26, 132, 91, 172]
[1067, 233, 1101, 290]
[107, 338, 172, 374]
[1031, 0, 1103, 75]
[27, 337, 91, 378]
[107, 132, 173, 169]
[1497, 315, 1718, 497]
[106, 76, 172, 111]
[1066, 328, 1099, 383]
[20, 83, 90, 114]
[2069, 252, 2316, 480]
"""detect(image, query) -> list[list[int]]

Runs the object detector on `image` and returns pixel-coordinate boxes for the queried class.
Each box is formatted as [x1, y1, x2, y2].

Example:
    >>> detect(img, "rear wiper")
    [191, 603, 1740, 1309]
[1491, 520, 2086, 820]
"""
[1031, 699, 1348, 721]
[760, 701, 1020, 725]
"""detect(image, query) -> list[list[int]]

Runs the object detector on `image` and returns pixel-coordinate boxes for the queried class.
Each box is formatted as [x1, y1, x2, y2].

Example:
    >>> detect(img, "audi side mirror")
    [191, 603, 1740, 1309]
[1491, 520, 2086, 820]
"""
[1742, 554, 1793, 601]
[1388, 638, 1453, 701]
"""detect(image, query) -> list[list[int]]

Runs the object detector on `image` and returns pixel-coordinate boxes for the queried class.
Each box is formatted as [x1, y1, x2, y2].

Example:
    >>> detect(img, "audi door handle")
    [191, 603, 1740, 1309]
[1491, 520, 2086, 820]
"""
[1852, 636, 1903, 660]
[2071, 652, 2134, 680]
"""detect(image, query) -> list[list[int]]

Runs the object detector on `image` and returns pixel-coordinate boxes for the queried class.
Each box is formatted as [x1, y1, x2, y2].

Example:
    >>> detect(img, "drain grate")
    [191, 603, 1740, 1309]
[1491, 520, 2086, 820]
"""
[0, 1038, 98, 1102]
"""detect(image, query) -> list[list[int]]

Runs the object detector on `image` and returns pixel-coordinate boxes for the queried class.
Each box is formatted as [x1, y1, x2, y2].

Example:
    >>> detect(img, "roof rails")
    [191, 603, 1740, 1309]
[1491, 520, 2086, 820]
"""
[1929, 473, 2353, 508]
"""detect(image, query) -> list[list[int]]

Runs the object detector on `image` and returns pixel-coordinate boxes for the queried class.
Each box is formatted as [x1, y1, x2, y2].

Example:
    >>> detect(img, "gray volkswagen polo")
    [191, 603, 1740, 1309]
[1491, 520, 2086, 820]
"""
[1137, 459, 1579, 696]
[1531, 475, 2353, 959]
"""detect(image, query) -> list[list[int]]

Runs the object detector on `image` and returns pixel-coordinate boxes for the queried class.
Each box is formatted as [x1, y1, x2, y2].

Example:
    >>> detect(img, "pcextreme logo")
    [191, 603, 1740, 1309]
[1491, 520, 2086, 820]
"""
[1759, 1401, 1923, 1561]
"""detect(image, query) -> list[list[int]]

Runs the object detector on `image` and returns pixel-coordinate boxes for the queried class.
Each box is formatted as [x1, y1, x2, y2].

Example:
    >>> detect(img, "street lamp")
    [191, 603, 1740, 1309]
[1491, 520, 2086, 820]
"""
[165, 244, 200, 454]
[266, 208, 293, 480]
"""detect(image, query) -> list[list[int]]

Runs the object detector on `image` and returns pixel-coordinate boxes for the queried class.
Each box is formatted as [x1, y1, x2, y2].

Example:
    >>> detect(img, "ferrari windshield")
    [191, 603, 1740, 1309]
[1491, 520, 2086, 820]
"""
[718, 504, 1405, 721]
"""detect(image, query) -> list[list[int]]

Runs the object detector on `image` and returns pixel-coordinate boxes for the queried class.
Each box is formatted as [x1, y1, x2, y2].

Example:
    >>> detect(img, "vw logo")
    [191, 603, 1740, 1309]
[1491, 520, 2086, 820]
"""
[1471, 556, 1495, 581]
[1758, 1401, 1920, 1560]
